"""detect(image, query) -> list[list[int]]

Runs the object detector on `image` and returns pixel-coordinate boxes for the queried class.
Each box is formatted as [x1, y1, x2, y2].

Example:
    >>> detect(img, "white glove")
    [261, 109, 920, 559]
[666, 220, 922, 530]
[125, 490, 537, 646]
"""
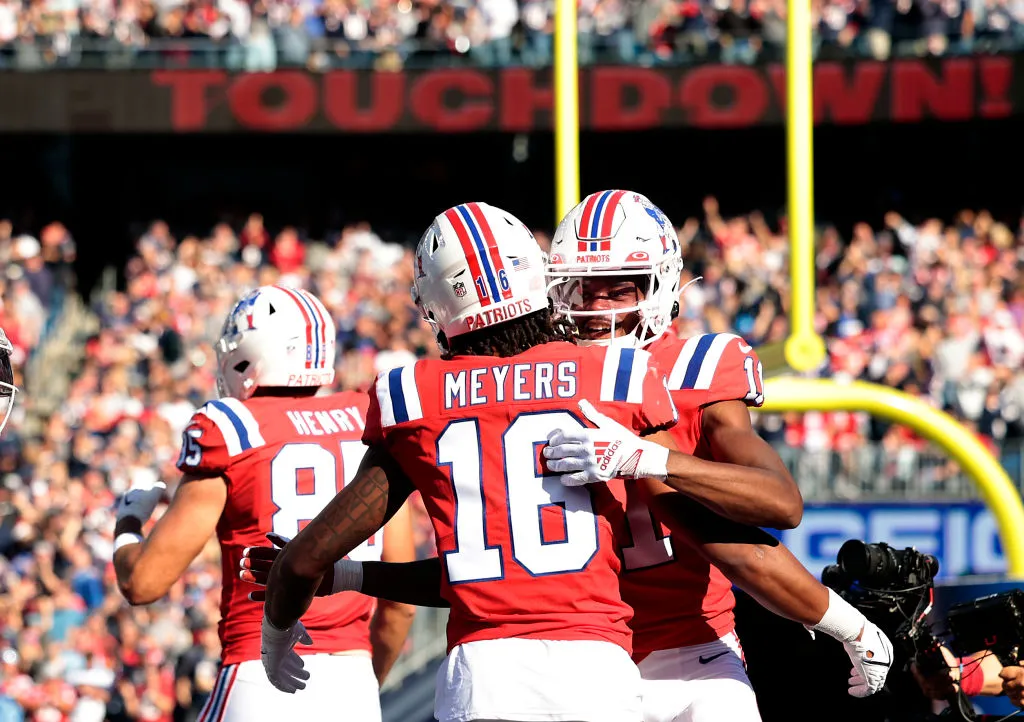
[260, 614, 312, 694]
[543, 400, 670, 486]
[843, 620, 894, 698]
[115, 478, 167, 525]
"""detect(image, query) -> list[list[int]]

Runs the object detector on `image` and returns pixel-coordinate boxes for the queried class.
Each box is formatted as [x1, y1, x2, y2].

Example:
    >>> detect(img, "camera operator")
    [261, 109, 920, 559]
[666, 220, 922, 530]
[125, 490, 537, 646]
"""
[912, 647, 1005, 701]
[998, 663, 1024, 708]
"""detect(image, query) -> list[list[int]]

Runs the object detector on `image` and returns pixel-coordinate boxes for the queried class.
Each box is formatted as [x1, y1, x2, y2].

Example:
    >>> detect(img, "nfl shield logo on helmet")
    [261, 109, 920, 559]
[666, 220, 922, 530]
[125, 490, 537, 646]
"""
[453, 281, 468, 298]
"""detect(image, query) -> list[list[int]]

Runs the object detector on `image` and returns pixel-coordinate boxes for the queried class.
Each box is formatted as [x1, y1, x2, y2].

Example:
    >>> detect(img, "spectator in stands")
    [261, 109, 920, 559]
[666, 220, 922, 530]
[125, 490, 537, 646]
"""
[2, 198, 1024, 719]
[2, 0, 1014, 69]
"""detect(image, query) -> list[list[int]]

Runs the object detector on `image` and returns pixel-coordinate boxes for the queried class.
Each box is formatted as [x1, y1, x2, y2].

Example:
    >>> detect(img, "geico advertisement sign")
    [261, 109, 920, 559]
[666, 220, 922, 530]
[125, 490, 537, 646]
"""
[771, 504, 1006, 579]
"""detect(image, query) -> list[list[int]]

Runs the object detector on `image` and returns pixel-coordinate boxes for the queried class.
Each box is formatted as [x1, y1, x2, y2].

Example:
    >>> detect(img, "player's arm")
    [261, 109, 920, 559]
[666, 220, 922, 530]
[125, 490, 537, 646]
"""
[663, 398, 802, 529]
[113, 474, 227, 605]
[362, 558, 448, 607]
[243, 546, 449, 607]
[264, 444, 415, 632]
[637, 481, 893, 697]
[548, 400, 801, 529]
[369, 502, 417, 686]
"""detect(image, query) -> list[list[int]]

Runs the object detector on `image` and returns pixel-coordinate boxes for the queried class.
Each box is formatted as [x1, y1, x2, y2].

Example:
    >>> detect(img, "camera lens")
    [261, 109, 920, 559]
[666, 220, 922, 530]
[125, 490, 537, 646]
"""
[838, 540, 897, 584]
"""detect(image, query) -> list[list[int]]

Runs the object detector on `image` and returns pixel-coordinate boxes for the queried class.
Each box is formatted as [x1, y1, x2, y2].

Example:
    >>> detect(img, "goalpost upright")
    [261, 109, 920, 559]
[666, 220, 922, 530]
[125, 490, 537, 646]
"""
[550, 0, 1024, 576]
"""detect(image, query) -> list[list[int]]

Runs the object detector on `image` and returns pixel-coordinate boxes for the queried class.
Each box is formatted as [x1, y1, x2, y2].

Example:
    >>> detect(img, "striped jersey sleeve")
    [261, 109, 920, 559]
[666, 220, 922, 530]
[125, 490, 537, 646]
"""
[597, 346, 678, 434]
[176, 397, 268, 476]
[362, 362, 425, 446]
[665, 333, 764, 407]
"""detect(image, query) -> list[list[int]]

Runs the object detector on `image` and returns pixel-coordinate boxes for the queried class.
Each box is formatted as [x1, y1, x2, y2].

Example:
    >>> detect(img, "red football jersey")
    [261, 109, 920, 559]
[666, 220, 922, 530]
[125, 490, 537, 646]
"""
[612, 331, 765, 660]
[176, 392, 381, 666]
[362, 341, 678, 655]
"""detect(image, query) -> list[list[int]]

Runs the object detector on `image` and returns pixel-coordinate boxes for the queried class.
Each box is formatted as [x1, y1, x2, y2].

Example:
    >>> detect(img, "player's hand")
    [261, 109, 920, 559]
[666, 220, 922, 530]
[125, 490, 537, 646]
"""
[260, 615, 312, 694]
[843, 620, 894, 698]
[543, 400, 669, 485]
[115, 478, 167, 525]
[242, 533, 355, 602]
[999, 665, 1024, 708]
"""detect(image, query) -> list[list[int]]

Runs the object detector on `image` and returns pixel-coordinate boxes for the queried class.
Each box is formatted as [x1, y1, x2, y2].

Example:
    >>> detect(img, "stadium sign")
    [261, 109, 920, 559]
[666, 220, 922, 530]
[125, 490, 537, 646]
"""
[0, 55, 1018, 132]
[771, 503, 1006, 580]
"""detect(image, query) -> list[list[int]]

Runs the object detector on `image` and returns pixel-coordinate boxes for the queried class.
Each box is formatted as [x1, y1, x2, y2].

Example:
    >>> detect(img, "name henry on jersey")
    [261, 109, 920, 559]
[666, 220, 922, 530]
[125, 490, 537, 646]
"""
[444, 361, 578, 409]
[286, 406, 366, 436]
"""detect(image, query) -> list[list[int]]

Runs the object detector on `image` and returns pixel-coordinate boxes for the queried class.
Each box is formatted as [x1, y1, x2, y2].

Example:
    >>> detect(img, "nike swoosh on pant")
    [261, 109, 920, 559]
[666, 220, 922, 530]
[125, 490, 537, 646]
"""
[698, 651, 730, 664]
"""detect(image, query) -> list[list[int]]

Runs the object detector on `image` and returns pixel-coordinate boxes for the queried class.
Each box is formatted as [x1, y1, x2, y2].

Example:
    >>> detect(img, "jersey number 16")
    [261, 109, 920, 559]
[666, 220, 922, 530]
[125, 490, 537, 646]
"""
[438, 411, 600, 583]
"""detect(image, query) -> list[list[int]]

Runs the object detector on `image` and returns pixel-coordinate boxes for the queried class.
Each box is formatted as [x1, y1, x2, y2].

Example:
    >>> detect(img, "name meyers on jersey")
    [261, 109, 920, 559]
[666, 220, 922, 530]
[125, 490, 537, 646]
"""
[285, 406, 366, 436]
[444, 361, 578, 409]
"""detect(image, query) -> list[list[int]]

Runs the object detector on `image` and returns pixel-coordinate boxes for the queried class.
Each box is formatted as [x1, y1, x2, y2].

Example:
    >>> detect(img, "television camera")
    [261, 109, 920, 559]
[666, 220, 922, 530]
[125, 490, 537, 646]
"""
[823, 540, 1024, 722]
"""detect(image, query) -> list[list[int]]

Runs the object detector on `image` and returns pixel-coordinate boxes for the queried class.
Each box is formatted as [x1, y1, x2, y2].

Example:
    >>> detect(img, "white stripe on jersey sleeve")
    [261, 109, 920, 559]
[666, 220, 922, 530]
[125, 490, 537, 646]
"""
[217, 397, 267, 448]
[625, 349, 648, 403]
[400, 363, 424, 422]
[599, 346, 623, 402]
[198, 404, 243, 457]
[375, 369, 398, 428]
[692, 333, 737, 390]
[667, 334, 707, 389]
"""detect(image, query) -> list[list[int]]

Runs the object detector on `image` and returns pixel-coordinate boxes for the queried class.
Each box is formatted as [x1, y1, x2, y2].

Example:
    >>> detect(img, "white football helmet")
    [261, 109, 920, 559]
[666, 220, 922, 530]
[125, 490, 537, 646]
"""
[216, 285, 336, 399]
[413, 202, 547, 352]
[0, 328, 18, 435]
[546, 190, 684, 348]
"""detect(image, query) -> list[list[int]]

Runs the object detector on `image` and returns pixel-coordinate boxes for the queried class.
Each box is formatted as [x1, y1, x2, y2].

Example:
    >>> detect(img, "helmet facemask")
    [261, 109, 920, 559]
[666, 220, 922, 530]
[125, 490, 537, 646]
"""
[547, 258, 681, 349]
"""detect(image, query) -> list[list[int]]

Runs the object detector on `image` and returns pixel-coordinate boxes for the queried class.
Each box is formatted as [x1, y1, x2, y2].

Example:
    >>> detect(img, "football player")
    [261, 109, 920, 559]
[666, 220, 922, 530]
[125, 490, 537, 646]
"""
[112, 286, 416, 722]
[0, 328, 17, 435]
[542, 190, 891, 720]
[246, 194, 892, 722]
[258, 203, 681, 722]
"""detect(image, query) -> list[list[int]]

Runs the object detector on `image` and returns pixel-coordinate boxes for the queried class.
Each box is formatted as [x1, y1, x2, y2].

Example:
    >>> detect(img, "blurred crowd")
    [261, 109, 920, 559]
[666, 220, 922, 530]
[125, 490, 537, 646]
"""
[1, 0, 1022, 71]
[1, 201, 1023, 719]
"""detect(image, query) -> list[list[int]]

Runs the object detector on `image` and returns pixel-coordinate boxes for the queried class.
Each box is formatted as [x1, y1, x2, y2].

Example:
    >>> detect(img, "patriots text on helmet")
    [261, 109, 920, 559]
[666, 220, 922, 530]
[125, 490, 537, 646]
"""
[285, 371, 336, 387]
[464, 298, 534, 332]
[443, 361, 578, 410]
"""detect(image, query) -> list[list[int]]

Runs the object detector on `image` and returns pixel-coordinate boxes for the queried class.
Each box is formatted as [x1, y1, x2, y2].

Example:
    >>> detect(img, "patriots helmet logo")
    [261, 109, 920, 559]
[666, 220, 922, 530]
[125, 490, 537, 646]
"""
[226, 289, 261, 334]
[643, 204, 678, 255]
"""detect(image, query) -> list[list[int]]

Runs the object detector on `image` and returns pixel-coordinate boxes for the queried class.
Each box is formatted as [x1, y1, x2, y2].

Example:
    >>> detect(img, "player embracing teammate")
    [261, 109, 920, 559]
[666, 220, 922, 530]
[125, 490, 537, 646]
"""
[249, 196, 892, 722]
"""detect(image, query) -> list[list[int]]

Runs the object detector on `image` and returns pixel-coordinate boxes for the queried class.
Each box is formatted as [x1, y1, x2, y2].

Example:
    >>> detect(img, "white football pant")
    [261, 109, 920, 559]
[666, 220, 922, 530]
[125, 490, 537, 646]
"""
[198, 654, 380, 722]
[435, 638, 643, 722]
[638, 632, 761, 722]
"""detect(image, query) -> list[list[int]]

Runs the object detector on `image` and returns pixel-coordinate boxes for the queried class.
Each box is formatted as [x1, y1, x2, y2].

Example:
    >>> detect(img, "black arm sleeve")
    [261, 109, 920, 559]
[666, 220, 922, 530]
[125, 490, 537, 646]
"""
[361, 557, 449, 608]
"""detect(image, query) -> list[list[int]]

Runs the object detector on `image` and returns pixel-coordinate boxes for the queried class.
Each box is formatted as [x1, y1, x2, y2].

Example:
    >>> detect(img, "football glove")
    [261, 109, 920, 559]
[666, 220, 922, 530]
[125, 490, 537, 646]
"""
[114, 478, 167, 525]
[543, 400, 669, 485]
[241, 533, 363, 602]
[261, 614, 312, 694]
[844, 620, 894, 698]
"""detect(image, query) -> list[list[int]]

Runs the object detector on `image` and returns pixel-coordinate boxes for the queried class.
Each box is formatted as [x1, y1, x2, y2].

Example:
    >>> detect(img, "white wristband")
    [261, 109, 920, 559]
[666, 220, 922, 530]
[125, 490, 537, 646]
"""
[811, 588, 867, 643]
[332, 559, 364, 595]
[114, 533, 144, 554]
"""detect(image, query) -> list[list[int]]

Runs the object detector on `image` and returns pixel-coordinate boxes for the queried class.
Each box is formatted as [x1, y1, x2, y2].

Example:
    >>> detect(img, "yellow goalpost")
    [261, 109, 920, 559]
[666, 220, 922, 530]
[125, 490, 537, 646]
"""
[551, 0, 1024, 577]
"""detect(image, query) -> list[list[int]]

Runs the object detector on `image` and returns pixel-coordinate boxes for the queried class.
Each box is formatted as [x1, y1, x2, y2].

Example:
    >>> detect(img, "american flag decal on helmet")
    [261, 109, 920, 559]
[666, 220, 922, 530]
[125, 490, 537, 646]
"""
[576, 190, 628, 250]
